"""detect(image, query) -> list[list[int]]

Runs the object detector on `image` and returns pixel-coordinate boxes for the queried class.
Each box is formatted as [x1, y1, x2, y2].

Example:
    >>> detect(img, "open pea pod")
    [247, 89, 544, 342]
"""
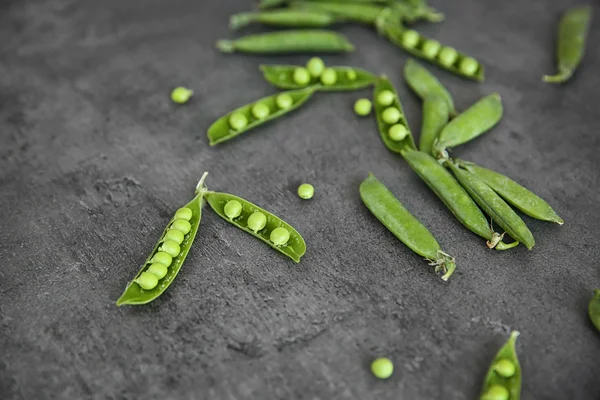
[373, 76, 416, 153]
[260, 64, 377, 91]
[589, 290, 600, 333]
[480, 331, 522, 400]
[207, 86, 318, 146]
[205, 191, 306, 263]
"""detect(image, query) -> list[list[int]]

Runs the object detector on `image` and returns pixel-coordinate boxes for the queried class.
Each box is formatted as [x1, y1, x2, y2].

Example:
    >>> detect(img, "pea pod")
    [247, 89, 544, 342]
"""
[480, 331, 522, 400]
[207, 86, 318, 146]
[543, 6, 593, 83]
[216, 30, 355, 54]
[458, 160, 564, 225]
[419, 95, 449, 155]
[260, 64, 377, 91]
[116, 173, 208, 306]
[433, 93, 503, 159]
[589, 290, 600, 333]
[289, 1, 389, 25]
[230, 10, 340, 30]
[360, 174, 456, 280]
[403, 58, 455, 116]
[205, 191, 306, 262]
[447, 161, 535, 250]
[373, 76, 416, 153]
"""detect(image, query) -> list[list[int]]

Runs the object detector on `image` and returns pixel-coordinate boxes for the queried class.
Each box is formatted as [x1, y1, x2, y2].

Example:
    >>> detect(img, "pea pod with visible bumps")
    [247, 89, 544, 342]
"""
[590, 290, 600, 333]
[403, 59, 455, 116]
[480, 331, 522, 400]
[260, 64, 377, 91]
[229, 10, 341, 30]
[373, 76, 416, 153]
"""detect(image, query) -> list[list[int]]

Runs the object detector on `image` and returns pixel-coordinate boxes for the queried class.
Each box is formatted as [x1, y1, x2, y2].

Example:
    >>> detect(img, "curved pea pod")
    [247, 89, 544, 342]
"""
[216, 30, 355, 54]
[458, 161, 564, 225]
[589, 290, 600, 333]
[205, 191, 306, 263]
[207, 86, 318, 146]
[373, 76, 416, 153]
[480, 331, 522, 400]
[419, 95, 449, 155]
[230, 10, 340, 30]
[289, 1, 388, 25]
[433, 93, 502, 159]
[447, 161, 534, 250]
[116, 173, 208, 306]
[360, 174, 456, 280]
[544, 6, 593, 83]
[260, 64, 377, 91]
[403, 58, 455, 116]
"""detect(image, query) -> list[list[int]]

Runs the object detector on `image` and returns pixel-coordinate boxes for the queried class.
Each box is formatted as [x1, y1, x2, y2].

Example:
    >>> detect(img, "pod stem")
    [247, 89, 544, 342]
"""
[216, 40, 235, 53]
[542, 68, 572, 84]
[428, 250, 456, 281]
[195, 172, 209, 194]
[424, 10, 444, 22]
[229, 13, 252, 30]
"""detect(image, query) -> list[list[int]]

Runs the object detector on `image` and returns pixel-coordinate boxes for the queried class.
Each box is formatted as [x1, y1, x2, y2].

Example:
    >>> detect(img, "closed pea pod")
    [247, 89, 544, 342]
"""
[480, 331, 522, 400]
[373, 76, 416, 153]
[229, 10, 340, 30]
[260, 64, 377, 91]
[289, 1, 389, 26]
[216, 30, 354, 54]
[589, 290, 600, 333]
[419, 95, 449, 155]
[403, 59, 455, 116]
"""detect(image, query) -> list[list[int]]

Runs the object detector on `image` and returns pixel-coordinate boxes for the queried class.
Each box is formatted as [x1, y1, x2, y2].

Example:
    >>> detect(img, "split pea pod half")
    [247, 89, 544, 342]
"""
[457, 160, 564, 225]
[207, 86, 318, 146]
[480, 331, 522, 400]
[260, 63, 377, 91]
[373, 76, 416, 153]
[216, 30, 355, 54]
[360, 174, 456, 280]
[116, 173, 208, 306]
[447, 161, 534, 250]
[205, 191, 306, 262]
[403, 58, 455, 116]
[544, 6, 593, 83]
[589, 290, 600, 333]
[433, 93, 503, 159]
[229, 10, 340, 30]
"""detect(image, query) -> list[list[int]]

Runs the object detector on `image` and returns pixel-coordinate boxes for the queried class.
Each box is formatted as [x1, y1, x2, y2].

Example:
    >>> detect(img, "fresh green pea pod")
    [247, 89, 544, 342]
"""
[589, 290, 600, 332]
[204, 191, 306, 263]
[433, 93, 502, 159]
[116, 173, 208, 306]
[480, 331, 522, 400]
[216, 30, 355, 54]
[458, 160, 564, 225]
[373, 76, 416, 153]
[419, 95, 449, 155]
[230, 10, 340, 30]
[207, 86, 318, 146]
[544, 6, 593, 83]
[403, 58, 456, 116]
[447, 161, 534, 250]
[257, 0, 288, 9]
[260, 64, 377, 91]
[360, 173, 456, 280]
[289, 1, 390, 25]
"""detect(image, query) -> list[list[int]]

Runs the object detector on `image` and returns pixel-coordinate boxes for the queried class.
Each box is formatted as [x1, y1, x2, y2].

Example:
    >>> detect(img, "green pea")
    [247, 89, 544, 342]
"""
[293, 67, 311, 85]
[276, 93, 294, 109]
[252, 102, 271, 119]
[174, 207, 193, 221]
[402, 30, 420, 48]
[224, 200, 243, 219]
[438, 47, 459, 67]
[229, 112, 248, 130]
[376, 90, 395, 106]
[493, 359, 516, 378]
[482, 385, 509, 400]
[135, 271, 159, 290]
[147, 263, 168, 280]
[388, 124, 408, 141]
[306, 57, 325, 77]
[421, 39, 441, 59]
[171, 219, 192, 235]
[459, 57, 479, 75]
[297, 183, 314, 199]
[247, 211, 267, 232]
[346, 69, 357, 81]
[170, 87, 193, 104]
[382, 107, 402, 124]
[161, 240, 181, 258]
[320, 68, 337, 85]
[370, 357, 393, 379]
[164, 229, 185, 245]
[151, 251, 173, 267]
[270, 227, 290, 246]
[354, 98, 372, 116]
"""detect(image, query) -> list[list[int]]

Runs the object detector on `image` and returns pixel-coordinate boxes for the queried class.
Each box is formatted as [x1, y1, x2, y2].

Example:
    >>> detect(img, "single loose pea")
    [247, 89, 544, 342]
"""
[293, 67, 311, 85]
[152, 251, 172, 267]
[276, 93, 294, 110]
[170, 87, 193, 104]
[229, 112, 248, 130]
[224, 200, 242, 219]
[493, 359, 516, 378]
[320, 68, 337, 86]
[147, 263, 168, 280]
[161, 240, 181, 258]
[438, 47, 459, 67]
[459, 57, 479, 75]
[370, 357, 393, 379]
[402, 30, 420, 48]
[381, 107, 402, 124]
[306, 57, 325, 78]
[388, 124, 408, 141]
[164, 229, 185, 245]
[270, 227, 290, 246]
[247, 212, 267, 233]
[174, 207, 193, 221]
[354, 98, 372, 117]
[297, 183, 314, 199]
[376, 90, 395, 106]
[135, 271, 159, 290]
[252, 102, 270, 120]
[346, 69, 357, 81]
[421, 39, 442, 58]
[171, 219, 192, 235]
[482, 385, 509, 400]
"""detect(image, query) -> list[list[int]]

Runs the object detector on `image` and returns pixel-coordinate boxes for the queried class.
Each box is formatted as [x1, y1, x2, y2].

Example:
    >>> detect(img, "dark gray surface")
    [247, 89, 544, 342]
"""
[1, 0, 599, 399]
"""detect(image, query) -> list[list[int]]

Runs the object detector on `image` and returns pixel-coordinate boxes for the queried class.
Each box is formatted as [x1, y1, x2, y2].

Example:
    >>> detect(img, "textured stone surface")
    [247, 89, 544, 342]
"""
[1, 0, 599, 399]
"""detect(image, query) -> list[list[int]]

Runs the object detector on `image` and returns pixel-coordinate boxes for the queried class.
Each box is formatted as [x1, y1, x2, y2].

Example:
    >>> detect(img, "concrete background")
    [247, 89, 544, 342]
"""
[1, 0, 599, 399]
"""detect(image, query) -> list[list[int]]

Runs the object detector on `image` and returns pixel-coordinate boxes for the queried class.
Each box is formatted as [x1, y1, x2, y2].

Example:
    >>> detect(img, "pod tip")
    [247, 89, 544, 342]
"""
[216, 40, 235, 53]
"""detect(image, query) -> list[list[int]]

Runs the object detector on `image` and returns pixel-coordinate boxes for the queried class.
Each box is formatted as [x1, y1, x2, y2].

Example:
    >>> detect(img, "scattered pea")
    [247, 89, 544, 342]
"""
[388, 124, 408, 141]
[438, 47, 459, 67]
[354, 98, 372, 116]
[320, 68, 337, 85]
[164, 229, 185, 245]
[376, 90, 395, 106]
[171, 219, 192, 235]
[293, 67, 311, 85]
[135, 271, 159, 290]
[252, 102, 271, 119]
[421, 39, 442, 59]
[270, 227, 290, 246]
[224, 200, 243, 219]
[247, 211, 267, 232]
[402, 30, 420, 48]
[297, 183, 314, 199]
[493, 359, 516, 378]
[346, 69, 357, 81]
[481, 385, 509, 400]
[276, 93, 294, 109]
[370, 357, 393, 379]
[161, 240, 181, 258]
[382, 107, 402, 124]
[459, 57, 479, 75]
[306, 57, 325, 77]
[229, 112, 248, 130]
[170, 87, 193, 104]
[147, 263, 168, 280]
[174, 207, 193, 221]
[151, 251, 173, 267]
